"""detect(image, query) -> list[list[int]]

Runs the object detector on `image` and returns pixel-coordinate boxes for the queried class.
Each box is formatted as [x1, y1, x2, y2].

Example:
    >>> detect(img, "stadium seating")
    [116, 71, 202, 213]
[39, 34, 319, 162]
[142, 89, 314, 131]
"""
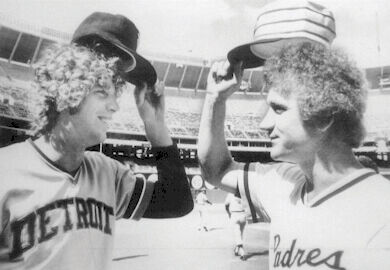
[3, 67, 390, 145]
[4, 75, 390, 143]
[1, 18, 390, 146]
[0, 79, 272, 139]
[0, 103, 13, 117]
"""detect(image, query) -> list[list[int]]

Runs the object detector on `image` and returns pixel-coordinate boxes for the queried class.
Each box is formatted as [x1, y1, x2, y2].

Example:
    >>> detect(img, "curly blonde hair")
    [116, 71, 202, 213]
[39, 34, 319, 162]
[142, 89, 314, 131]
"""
[31, 44, 125, 137]
[264, 42, 367, 148]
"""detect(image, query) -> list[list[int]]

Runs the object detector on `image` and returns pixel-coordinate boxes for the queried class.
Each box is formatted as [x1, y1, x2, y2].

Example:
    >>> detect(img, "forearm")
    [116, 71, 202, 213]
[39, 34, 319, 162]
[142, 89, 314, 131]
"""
[143, 120, 172, 147]
[133, 81, 172, 147]
[143, 144, 194, 218]
[198, 94, 234, 186]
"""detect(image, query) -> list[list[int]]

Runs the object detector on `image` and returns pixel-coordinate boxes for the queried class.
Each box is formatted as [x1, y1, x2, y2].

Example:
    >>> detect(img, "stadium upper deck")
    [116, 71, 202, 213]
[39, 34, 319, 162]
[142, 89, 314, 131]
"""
[1, 15, 390, 154]
[0, 13, 267, 94]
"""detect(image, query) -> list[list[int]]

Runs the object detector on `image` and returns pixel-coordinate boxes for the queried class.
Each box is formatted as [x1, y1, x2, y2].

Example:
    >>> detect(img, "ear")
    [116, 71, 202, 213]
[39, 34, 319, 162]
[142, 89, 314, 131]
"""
[315, 115, 334, 133]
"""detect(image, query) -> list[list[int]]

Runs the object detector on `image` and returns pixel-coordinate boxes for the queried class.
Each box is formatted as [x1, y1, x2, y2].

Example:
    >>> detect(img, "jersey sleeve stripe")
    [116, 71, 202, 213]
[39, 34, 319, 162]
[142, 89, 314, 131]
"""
[123, 176, 144, 219]
[237, 162, 271, 223]
[123, 176, 155, 220]
[244, 163, 259, 223]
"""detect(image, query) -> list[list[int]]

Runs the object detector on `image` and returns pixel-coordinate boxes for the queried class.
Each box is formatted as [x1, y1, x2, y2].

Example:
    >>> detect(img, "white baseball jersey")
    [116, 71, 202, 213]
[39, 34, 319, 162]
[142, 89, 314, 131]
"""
[234, 162, 390, 270]
[0, 139, 153, 270]
[225, 193, 245, 213]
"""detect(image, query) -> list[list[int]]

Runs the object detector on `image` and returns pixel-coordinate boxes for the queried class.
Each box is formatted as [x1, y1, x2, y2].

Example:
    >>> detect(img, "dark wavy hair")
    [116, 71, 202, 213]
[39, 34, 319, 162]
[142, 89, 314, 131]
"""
[263, 42, 367, 148]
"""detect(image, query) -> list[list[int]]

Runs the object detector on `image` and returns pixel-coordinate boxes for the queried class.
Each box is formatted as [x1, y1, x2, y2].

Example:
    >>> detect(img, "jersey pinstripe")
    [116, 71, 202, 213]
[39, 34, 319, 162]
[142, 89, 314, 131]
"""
[0, 139, 153, 270]
[236, 162, 390, 270]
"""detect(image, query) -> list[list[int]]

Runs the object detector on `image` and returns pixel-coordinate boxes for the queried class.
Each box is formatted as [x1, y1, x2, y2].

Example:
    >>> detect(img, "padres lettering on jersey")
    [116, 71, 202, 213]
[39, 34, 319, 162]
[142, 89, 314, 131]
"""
[9, 197, 114, 259]
[272, 235, 344, 270]
[237, 163, 390, 270]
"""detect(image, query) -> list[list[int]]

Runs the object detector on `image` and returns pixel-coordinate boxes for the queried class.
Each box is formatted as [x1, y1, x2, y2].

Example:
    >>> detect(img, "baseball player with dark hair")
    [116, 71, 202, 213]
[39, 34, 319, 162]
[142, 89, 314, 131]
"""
[198, 1, 390, 269]
[0, 13, 193, 270]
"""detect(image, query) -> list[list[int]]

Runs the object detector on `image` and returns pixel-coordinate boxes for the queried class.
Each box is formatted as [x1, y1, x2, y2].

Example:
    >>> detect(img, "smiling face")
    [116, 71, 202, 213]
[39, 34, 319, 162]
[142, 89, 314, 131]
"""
[32, 44, 125, 138]
[262, 42, 367, 151]
[260, 89, 320, 164]
[69, 80, 120, 147]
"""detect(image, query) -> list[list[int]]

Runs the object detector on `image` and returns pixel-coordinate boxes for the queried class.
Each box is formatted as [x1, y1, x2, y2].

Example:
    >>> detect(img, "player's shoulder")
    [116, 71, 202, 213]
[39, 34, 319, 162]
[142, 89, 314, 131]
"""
[0, 141, 32, 194]
[83, 150, 125, 170]
[84, 150, 108, 160]
[84, 150, 116, 164]
[253, 161, 305, 183]
[359, 171, 390, 188]
[0, 140, 27, 153]
[345, 171, 390, 212]
[0, 140, 30, 163]
[363, 172, 390, 196]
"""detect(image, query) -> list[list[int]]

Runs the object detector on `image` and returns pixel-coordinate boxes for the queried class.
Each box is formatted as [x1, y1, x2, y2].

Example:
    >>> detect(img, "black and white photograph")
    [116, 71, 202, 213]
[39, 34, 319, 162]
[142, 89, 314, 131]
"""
[0, 0, 390, 269]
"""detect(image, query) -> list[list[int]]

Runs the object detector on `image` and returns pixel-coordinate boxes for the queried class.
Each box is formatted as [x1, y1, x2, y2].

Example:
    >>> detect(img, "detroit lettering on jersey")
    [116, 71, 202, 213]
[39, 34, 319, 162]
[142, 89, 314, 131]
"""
[273, 235, 345, 270]
[9, 197, 114, 260]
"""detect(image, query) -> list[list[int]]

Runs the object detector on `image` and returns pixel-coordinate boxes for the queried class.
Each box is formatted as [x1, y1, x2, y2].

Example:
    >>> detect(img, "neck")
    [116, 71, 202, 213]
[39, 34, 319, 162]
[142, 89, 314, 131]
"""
[299, 141, 362, 200]
[34, 120, 87, 173]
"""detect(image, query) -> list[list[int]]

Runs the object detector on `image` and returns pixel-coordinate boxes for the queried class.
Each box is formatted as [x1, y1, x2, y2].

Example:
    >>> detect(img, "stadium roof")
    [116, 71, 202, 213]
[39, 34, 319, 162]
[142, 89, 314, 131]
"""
[2, 0, 390, 68]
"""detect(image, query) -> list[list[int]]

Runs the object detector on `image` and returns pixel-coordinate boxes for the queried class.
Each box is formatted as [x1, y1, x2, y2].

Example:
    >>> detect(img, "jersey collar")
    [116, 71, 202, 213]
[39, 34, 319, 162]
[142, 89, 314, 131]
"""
[28, 138, 81, 179]
[302, 169, 377, 207]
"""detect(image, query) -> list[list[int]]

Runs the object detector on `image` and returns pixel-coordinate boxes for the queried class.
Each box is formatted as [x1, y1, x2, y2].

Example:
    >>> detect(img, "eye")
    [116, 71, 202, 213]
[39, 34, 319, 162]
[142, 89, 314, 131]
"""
[271, 103, 287, 115]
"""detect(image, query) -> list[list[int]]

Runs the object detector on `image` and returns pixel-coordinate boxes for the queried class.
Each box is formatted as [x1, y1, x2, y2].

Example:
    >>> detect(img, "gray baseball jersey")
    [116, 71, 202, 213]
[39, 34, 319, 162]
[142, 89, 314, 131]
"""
[0, 139, 153, 270]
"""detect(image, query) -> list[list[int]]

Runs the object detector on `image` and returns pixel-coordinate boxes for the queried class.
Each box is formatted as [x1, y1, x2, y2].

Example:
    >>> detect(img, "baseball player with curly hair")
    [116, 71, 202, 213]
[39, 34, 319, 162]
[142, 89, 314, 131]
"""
[199, 40, 390, 269]
[200, 1, 390, 268]
[0, 13, 193, 270]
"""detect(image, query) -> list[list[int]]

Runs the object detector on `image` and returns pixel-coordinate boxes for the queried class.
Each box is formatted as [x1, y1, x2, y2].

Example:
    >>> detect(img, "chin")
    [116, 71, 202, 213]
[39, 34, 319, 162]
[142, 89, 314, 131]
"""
[270, 152, 282, 161]
[270, 146, 282, 160]
[88, 132, 106, 147]
[270, 149, 292, 162]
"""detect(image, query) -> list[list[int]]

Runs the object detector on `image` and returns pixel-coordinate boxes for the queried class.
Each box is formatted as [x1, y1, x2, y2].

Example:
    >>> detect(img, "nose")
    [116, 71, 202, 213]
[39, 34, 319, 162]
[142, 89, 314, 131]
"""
[106, 96, 119, 113]
[259, 108, 275, 133]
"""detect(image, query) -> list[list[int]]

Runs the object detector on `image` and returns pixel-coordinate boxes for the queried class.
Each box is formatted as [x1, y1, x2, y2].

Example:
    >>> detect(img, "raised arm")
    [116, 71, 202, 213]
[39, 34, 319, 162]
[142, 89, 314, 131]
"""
[143, 143, 193, 218]
[133, 81, 172, 147]
[133, 81, 193, 218]
[198, 61, 243, 193]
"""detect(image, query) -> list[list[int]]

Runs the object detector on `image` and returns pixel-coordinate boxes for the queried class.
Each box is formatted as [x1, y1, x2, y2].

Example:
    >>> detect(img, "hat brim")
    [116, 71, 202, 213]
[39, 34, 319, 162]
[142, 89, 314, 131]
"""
[123, 52, 157, 87]
[227, 42, 266, 70]
[228, 35, 329, 69]
[73, 34, 157, 86]
[96, 35, 157, 86]
[228, 38, 288, 69]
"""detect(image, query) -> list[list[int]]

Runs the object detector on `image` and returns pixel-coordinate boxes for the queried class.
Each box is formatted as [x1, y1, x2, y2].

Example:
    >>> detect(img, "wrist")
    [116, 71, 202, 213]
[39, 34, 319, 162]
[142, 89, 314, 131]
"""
[142, 117, 166, 127]
[144, 123, 172, 147]
[205, 92, 228, 104]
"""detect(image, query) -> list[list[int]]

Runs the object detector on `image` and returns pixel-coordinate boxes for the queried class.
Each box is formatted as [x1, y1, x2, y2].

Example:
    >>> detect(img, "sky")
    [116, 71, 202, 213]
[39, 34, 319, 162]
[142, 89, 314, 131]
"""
[1, 0, 389, 68]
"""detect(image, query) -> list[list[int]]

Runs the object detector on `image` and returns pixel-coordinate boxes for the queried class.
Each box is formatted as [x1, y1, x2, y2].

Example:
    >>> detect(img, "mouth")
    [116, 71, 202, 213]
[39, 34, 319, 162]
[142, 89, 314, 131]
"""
[269, 135, 279, 146]
[98, 116, 112, 127]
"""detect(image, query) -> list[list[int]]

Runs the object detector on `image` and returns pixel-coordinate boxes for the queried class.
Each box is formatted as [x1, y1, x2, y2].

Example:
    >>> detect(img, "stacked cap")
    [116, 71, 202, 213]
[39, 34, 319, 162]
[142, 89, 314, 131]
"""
[228, 0, 336, 69]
